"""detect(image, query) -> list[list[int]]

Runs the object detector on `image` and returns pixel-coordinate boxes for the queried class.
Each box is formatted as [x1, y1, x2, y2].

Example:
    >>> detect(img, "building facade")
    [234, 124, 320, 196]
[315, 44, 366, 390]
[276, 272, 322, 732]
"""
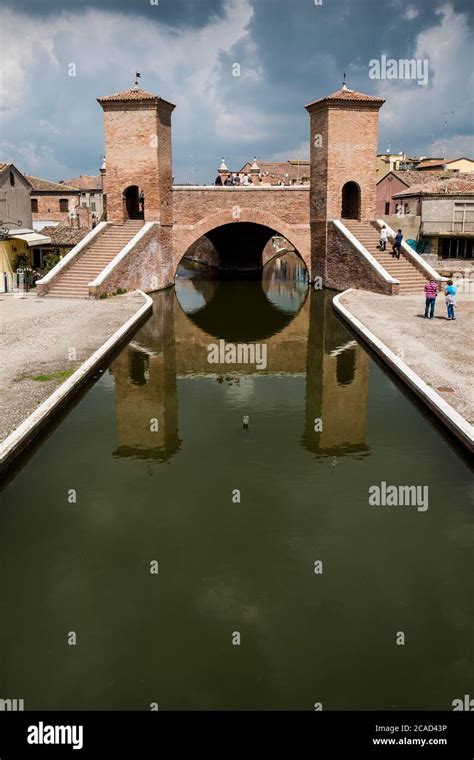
[0, 163, 51, 278]
[0, 162, 32, 230]
[415, 157, 474, 173]
[63, 173, 104, 222]
[27, 176, 81, 228]
[393, 177, 474, 259]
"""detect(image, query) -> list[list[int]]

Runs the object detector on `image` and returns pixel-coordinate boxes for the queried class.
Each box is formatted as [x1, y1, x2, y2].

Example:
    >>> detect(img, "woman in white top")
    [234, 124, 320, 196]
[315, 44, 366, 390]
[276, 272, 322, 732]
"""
[379, 225, 388, 251]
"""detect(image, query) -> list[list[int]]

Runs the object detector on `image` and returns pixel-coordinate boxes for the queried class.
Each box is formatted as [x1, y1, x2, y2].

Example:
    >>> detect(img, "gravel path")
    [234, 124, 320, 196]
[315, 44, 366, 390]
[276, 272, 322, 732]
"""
[0, 292, 146, 442]
[339, 289, 474, 425]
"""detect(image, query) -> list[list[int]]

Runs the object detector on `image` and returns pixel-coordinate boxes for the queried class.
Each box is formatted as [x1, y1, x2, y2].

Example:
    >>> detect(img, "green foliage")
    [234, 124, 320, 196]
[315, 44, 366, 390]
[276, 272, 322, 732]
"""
[26, 369, 74, 382]
[99, 292, 108, 299]
[44, 253, 61, 272]
[12, 253, 31, 272]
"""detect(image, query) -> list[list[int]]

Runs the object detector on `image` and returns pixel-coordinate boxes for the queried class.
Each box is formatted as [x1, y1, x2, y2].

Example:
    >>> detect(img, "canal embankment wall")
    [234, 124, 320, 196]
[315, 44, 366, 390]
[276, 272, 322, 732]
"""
[333, 289, 474, 452]
[0, 291, 153, 475]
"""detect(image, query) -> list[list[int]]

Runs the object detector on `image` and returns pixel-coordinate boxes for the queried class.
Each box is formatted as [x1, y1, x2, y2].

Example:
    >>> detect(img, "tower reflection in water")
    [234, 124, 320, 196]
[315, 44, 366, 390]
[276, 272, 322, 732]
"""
[109, 253, 370, 461]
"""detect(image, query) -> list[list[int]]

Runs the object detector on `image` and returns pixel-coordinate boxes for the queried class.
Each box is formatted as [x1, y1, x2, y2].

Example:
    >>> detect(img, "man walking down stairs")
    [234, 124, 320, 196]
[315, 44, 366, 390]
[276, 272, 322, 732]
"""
[45, 220, 143, 298]
[343, 220, 431, 295]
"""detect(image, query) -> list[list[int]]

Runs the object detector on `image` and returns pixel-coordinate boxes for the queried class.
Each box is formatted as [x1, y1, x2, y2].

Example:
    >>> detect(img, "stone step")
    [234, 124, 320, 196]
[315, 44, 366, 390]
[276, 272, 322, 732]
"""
[43, 220, 141, 297]
[341, 220, 433, 295]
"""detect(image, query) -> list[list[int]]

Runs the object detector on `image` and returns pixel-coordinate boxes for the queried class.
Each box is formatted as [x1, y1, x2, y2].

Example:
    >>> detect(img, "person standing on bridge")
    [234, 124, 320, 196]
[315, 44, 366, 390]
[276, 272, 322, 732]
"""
[224, 173, 233, 186]
[215, 174, 223, 186]
[242, 172, 250, 185]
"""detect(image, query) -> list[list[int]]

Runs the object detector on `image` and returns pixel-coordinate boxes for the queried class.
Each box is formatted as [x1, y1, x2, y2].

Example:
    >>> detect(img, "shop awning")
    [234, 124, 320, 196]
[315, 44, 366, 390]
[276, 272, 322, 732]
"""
[10, 231, 51, 247]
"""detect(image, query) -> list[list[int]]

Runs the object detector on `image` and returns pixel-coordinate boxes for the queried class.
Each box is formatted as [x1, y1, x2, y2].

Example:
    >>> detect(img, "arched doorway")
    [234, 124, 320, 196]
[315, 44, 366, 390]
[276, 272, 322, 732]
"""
[123, 185, 143, 220]
[341, 181, 360, 220]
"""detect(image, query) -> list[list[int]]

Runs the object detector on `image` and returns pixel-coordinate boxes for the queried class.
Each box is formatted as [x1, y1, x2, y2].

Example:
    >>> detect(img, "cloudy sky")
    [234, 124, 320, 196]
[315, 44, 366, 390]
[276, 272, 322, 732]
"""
[0, 0, 473, 184]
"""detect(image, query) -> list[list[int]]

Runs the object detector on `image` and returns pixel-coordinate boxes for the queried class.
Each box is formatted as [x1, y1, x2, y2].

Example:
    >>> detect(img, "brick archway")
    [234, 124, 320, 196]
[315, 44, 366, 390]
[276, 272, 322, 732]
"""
[341, 181, 361, 220]
[172, 207, 311, 278]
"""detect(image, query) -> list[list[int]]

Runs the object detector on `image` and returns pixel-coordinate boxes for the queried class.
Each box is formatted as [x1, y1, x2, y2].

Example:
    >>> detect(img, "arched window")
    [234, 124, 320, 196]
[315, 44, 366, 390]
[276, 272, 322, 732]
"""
[59, 198, 69, 212]
[341, 182, 360, 220]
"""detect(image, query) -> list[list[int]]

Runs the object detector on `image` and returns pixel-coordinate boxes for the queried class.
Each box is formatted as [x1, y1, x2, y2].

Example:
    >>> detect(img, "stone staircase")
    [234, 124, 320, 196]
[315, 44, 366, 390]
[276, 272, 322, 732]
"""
[46, 220, 143, 298]
[343, 220, 430, 294]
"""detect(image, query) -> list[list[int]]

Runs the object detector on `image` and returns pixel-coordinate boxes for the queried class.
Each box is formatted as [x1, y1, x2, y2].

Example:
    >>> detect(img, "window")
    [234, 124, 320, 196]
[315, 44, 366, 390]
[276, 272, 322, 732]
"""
[91, 202, 96, 211]
[59, 198, 69, 212]
[453, 202, 474, 233]
[31, 198, 38, 213]
[385, 202, 390, 215]
[9, 171, 15, 186]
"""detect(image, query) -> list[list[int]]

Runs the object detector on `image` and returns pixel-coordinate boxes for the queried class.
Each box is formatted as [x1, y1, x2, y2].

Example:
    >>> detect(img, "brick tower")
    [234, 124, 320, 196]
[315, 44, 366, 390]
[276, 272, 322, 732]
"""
[97, 87, 175, 225]
[305, 82, 384, 280]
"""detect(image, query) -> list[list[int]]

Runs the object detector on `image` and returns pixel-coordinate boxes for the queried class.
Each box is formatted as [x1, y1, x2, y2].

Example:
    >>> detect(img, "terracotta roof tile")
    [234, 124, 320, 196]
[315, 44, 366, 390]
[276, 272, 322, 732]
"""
[38, 224, 90, 246]
[237, 159, 310, 184]
[389, 170, 451, 186]
[97, 88, 175, 108]
[393, 176, 474, 197]
[415, 159, 450, 168]
[306, 86, 385, 109]
[26, 175, 79, 192]
[63, 174, 102, 191]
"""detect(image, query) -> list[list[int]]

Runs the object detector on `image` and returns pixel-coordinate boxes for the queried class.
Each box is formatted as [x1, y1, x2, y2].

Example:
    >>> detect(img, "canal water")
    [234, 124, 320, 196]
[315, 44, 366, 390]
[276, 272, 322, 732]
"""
[0, 254, 472, 710]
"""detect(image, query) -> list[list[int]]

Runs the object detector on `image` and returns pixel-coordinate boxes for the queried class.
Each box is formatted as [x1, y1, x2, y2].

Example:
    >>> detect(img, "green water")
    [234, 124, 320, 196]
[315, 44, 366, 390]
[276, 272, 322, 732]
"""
[0, 256, 472, 710]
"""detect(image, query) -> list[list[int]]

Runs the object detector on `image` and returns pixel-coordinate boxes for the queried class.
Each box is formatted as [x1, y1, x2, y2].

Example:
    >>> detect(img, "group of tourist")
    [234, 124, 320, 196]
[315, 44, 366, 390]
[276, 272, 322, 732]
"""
[379, 225, 458, 320]
[424, 279, 457, 320]
[379, 224, 403, 258]
[215, 172, 252, 186]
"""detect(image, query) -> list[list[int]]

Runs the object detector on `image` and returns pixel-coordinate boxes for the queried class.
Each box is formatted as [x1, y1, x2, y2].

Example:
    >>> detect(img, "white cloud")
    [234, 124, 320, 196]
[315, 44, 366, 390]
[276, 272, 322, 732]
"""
[269, 140, 310, 162]
[403, 6, 419, 20]
[429, 133, 474, 158]
[377, 4, 474, 156]
[0, 0, 257, 178]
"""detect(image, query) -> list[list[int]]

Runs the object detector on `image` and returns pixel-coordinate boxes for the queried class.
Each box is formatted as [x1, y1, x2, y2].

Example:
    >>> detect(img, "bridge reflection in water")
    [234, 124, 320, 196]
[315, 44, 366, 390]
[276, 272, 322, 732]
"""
[109, 254, 370, 463]
[1, 250, 472, 713]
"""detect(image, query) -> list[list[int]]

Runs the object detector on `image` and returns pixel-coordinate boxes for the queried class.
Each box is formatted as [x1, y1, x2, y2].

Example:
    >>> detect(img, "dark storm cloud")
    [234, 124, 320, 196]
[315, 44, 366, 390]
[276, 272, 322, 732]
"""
[1, 0, 228, 27]
[1, 0, 472, 183]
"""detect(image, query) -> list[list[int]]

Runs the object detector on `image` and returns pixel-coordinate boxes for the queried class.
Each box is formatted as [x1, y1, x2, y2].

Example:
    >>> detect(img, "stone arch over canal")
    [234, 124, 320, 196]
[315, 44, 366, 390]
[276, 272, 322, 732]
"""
[171, 204, 311, 277]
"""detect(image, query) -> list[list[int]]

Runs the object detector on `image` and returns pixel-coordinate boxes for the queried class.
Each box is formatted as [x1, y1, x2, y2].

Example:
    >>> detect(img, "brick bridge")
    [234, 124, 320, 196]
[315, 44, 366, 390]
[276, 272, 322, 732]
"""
[38, 84, 442, 298]
[172, 185, 310, 272]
